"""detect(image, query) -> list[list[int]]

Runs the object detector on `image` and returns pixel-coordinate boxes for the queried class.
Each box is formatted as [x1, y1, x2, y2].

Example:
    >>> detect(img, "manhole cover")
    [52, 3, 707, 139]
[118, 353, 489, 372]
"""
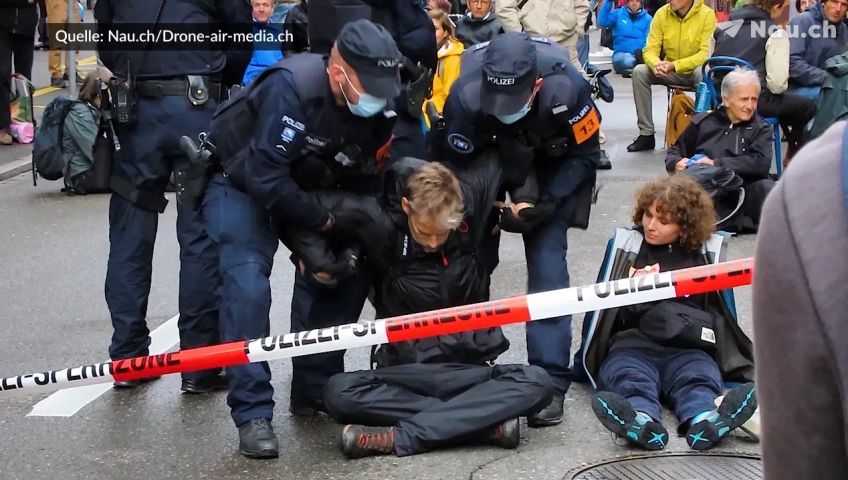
[567, 452, 762, 480]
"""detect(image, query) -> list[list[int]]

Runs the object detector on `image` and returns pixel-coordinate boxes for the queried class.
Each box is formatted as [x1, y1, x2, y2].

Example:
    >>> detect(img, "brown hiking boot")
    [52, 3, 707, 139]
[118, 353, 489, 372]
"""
[0, 130, 13, 145]
[340, 425, 395, 459]
[487, 418, 520, 449]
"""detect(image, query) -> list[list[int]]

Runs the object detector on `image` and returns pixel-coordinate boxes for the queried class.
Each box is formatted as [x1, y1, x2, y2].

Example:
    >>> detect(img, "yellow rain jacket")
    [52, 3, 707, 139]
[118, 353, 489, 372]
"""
[423, 40, 465, 128]
[643, 0, 717, 75]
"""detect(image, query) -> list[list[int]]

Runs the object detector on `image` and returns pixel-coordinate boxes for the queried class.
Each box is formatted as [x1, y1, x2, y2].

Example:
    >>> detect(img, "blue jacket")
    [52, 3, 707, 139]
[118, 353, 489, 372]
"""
[242, 21, 285, 85]
[789, 2, 848, 87]
[597, 1, 652, 55]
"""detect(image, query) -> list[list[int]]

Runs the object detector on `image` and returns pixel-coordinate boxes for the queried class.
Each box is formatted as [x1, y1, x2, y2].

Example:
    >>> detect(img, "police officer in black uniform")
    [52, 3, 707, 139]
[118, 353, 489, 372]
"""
[287, 0, 435, 417]
[439, 32, 602, 428]
[201, 19, 400, 458]
[94, 0, 251, 391]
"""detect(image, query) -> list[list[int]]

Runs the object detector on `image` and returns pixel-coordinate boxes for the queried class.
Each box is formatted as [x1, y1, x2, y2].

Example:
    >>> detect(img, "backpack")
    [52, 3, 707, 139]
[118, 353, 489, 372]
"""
[665, 89, 695, 147]
[32, 96, 77, 183]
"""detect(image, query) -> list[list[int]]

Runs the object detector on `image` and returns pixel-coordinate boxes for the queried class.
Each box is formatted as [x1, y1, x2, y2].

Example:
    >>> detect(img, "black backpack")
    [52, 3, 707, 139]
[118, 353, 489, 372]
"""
[32, 96, 77, 183]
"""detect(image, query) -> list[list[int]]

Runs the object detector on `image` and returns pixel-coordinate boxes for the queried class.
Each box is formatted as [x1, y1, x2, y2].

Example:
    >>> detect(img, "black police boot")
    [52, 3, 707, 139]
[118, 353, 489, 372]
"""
[528, 393, 565, 428]
[113, 376, 160, 389]
[289, 395, 328, 416]
[181, 371, 227, 394]
[626, 135, 655, 152]
[238, 418, 279, 459]
[597, 150, 612, 170]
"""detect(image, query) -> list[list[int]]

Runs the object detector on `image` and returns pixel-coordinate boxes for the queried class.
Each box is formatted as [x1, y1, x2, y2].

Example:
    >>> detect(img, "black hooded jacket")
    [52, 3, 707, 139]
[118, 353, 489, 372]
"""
[301, 156, 512, 366]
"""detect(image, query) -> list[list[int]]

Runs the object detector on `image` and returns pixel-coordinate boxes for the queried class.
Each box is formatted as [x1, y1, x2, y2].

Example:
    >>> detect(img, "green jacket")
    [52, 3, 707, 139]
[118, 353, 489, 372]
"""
[808, 54, 848, 140]
[62, 102, 100, 185]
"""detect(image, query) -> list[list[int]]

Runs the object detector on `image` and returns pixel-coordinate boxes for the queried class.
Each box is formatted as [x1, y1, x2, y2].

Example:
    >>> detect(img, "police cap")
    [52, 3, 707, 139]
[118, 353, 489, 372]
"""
[481, 32, 540, 117]
[337, 19, 402, 99]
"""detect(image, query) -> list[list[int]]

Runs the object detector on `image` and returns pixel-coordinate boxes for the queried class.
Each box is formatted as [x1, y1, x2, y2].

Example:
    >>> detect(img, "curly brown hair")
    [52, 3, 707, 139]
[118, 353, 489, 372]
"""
[632, 176, 716, 252]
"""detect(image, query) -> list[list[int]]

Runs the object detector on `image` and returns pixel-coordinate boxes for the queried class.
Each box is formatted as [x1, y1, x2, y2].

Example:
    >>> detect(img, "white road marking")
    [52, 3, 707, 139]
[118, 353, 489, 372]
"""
[27, 314, 181, 417]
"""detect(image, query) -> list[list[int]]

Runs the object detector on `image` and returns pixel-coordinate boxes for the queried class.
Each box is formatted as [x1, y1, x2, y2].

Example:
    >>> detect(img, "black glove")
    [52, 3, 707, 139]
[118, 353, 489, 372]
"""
[498, 201, 557, 234]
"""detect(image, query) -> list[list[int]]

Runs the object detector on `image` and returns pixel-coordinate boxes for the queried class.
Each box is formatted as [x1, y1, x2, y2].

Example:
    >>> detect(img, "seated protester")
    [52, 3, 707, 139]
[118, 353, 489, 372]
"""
[313, 157, 554, 459]
[242, 0, 284, 85]
[62, 73, 102, 194]
[455, 0, 502, 46]
[423, 10, 465, 126]
[787, 0, 848, 99]
[590, 175, 757, 451]
[666, 68, 775, 233]
[282, 0, 309, 55]
[714, 0, 817, 164]
[627, 0, 716, 152]
[597, 0, 652, 76]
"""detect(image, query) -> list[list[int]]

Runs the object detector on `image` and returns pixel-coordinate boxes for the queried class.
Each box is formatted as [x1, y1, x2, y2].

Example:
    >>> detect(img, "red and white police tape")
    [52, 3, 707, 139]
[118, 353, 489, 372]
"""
[0, 258, 753, 398]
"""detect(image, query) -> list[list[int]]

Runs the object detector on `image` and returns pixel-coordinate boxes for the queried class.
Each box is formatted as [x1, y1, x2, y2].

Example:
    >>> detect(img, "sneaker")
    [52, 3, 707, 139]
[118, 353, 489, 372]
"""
[626, 134, 656, 152]
[340, 425, 395, 459]
[0, 130, 12, 145]
[50, 77, 67, 88]
[487, 418, 520, 449]
[238, 418, 279, 459]
[686, 383, 757, 451]
[592, 391, 669, 451]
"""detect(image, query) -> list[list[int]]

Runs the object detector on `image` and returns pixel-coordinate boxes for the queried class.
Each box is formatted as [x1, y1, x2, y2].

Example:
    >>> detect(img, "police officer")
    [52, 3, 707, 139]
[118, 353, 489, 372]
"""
[439, 32, 602, 427]
[201, 19, 400, 458]
[94, 0, 251, 391]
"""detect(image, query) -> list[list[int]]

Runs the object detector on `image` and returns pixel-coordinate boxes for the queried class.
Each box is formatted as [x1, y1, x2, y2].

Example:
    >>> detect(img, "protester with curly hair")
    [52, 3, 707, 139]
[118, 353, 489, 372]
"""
[590, 175, 757, 452]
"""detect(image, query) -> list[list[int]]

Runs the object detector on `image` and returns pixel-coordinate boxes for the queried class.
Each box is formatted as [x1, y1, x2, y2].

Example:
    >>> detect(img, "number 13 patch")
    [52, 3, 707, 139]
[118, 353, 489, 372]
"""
[568, 105, 600, 144]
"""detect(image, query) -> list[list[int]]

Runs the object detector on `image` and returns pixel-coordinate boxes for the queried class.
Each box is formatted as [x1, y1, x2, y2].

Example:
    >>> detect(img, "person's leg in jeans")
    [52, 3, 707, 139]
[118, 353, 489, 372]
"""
[0, 29, 12, 140]
[612, 51, 637, 75]
[789, 85, 821, 99]
[577, 34, 590, 70]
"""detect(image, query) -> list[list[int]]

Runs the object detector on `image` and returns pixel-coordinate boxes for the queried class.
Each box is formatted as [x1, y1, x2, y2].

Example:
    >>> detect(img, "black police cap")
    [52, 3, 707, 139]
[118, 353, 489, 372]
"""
[337, 19, 402, 99]
[481, 32, 540, 117]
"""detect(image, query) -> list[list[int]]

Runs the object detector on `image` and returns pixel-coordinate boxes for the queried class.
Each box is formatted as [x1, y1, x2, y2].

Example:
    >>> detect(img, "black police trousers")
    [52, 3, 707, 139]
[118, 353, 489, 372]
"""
[324, 363, 554, 456]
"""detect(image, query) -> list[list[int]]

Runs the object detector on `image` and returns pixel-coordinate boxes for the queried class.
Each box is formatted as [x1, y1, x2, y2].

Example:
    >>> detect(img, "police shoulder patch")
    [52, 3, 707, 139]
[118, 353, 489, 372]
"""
[448, 133, 474, 153]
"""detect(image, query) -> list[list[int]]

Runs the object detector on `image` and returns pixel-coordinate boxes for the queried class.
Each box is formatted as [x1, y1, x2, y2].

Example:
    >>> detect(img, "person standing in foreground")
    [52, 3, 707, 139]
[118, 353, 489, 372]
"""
[753, 121, 848, 479]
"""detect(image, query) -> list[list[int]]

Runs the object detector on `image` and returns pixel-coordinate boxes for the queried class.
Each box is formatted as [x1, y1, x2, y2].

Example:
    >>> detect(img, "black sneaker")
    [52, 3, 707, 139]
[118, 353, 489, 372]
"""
[597, 150, 612, 170]
[626, 135, 655, 152]
[592, 391, 668, 451]
[113, 376, 160, 389]
[50, 77, 67, 88]
[289, 396, 328, 416]
[340, 425, 395, 459]
[238, 418, 279, 459]
[487, 418, 520, 449]
[528, 393, 564, 427]
[686, 383, 757, 451]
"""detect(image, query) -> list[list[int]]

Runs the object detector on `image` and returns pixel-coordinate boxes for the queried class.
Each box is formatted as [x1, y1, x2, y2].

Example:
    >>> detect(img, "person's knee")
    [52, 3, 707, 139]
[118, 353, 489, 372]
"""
[323, 372, 362, 419]
[632, 64, 652, 85]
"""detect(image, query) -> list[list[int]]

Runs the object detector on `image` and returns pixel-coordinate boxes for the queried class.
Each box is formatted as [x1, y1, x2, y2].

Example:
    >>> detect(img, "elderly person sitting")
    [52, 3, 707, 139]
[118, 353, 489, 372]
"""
[665, 68, 775, 233]
[455, 0, 503, 46]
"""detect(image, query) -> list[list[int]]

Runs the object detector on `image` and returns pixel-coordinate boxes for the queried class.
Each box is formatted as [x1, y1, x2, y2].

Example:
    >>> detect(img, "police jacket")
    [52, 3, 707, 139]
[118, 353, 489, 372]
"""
[209, 54, 395, 230]
[0, 0, 37, 37]
[440, 38, 601, 200]
[94, 0, 252, 82]
[665, 107, 772, 183]
[307, 0, 437, 70]
[308, 156, 510, 366]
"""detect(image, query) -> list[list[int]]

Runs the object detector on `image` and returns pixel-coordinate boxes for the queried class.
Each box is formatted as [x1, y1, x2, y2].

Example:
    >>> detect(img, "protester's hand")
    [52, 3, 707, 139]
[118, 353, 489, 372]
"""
[697, 157, 715, 166]
[494, 201, 534, 218]
[675, 159, 688, 172]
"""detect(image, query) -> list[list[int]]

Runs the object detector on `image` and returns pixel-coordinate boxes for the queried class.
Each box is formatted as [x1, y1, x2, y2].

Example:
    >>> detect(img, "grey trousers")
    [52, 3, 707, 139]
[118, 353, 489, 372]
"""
[632, 64, 703, 136]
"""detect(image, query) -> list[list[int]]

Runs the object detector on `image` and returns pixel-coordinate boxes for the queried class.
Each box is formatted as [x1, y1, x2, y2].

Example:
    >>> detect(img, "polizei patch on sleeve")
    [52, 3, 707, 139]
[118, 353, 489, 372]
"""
[448, 133, 474, 153]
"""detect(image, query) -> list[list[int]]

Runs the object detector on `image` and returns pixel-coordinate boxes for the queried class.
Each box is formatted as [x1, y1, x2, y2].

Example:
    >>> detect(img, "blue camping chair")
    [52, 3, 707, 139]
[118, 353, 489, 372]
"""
[700, 56, 783, 178]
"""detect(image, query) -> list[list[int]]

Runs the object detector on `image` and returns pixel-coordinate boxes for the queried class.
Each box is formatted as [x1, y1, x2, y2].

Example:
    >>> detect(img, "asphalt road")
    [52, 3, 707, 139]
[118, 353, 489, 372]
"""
[0, 64, 764, 479]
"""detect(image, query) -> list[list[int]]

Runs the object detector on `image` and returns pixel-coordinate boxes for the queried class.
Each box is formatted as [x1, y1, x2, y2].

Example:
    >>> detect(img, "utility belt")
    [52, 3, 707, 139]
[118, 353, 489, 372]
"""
[136, 76, 225, 104]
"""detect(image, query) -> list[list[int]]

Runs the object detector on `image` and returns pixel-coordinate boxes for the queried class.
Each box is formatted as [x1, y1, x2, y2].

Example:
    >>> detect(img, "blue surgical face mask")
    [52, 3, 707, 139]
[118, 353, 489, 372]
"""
[337, 67, 387, 118]
[495, 98, 533, 125]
